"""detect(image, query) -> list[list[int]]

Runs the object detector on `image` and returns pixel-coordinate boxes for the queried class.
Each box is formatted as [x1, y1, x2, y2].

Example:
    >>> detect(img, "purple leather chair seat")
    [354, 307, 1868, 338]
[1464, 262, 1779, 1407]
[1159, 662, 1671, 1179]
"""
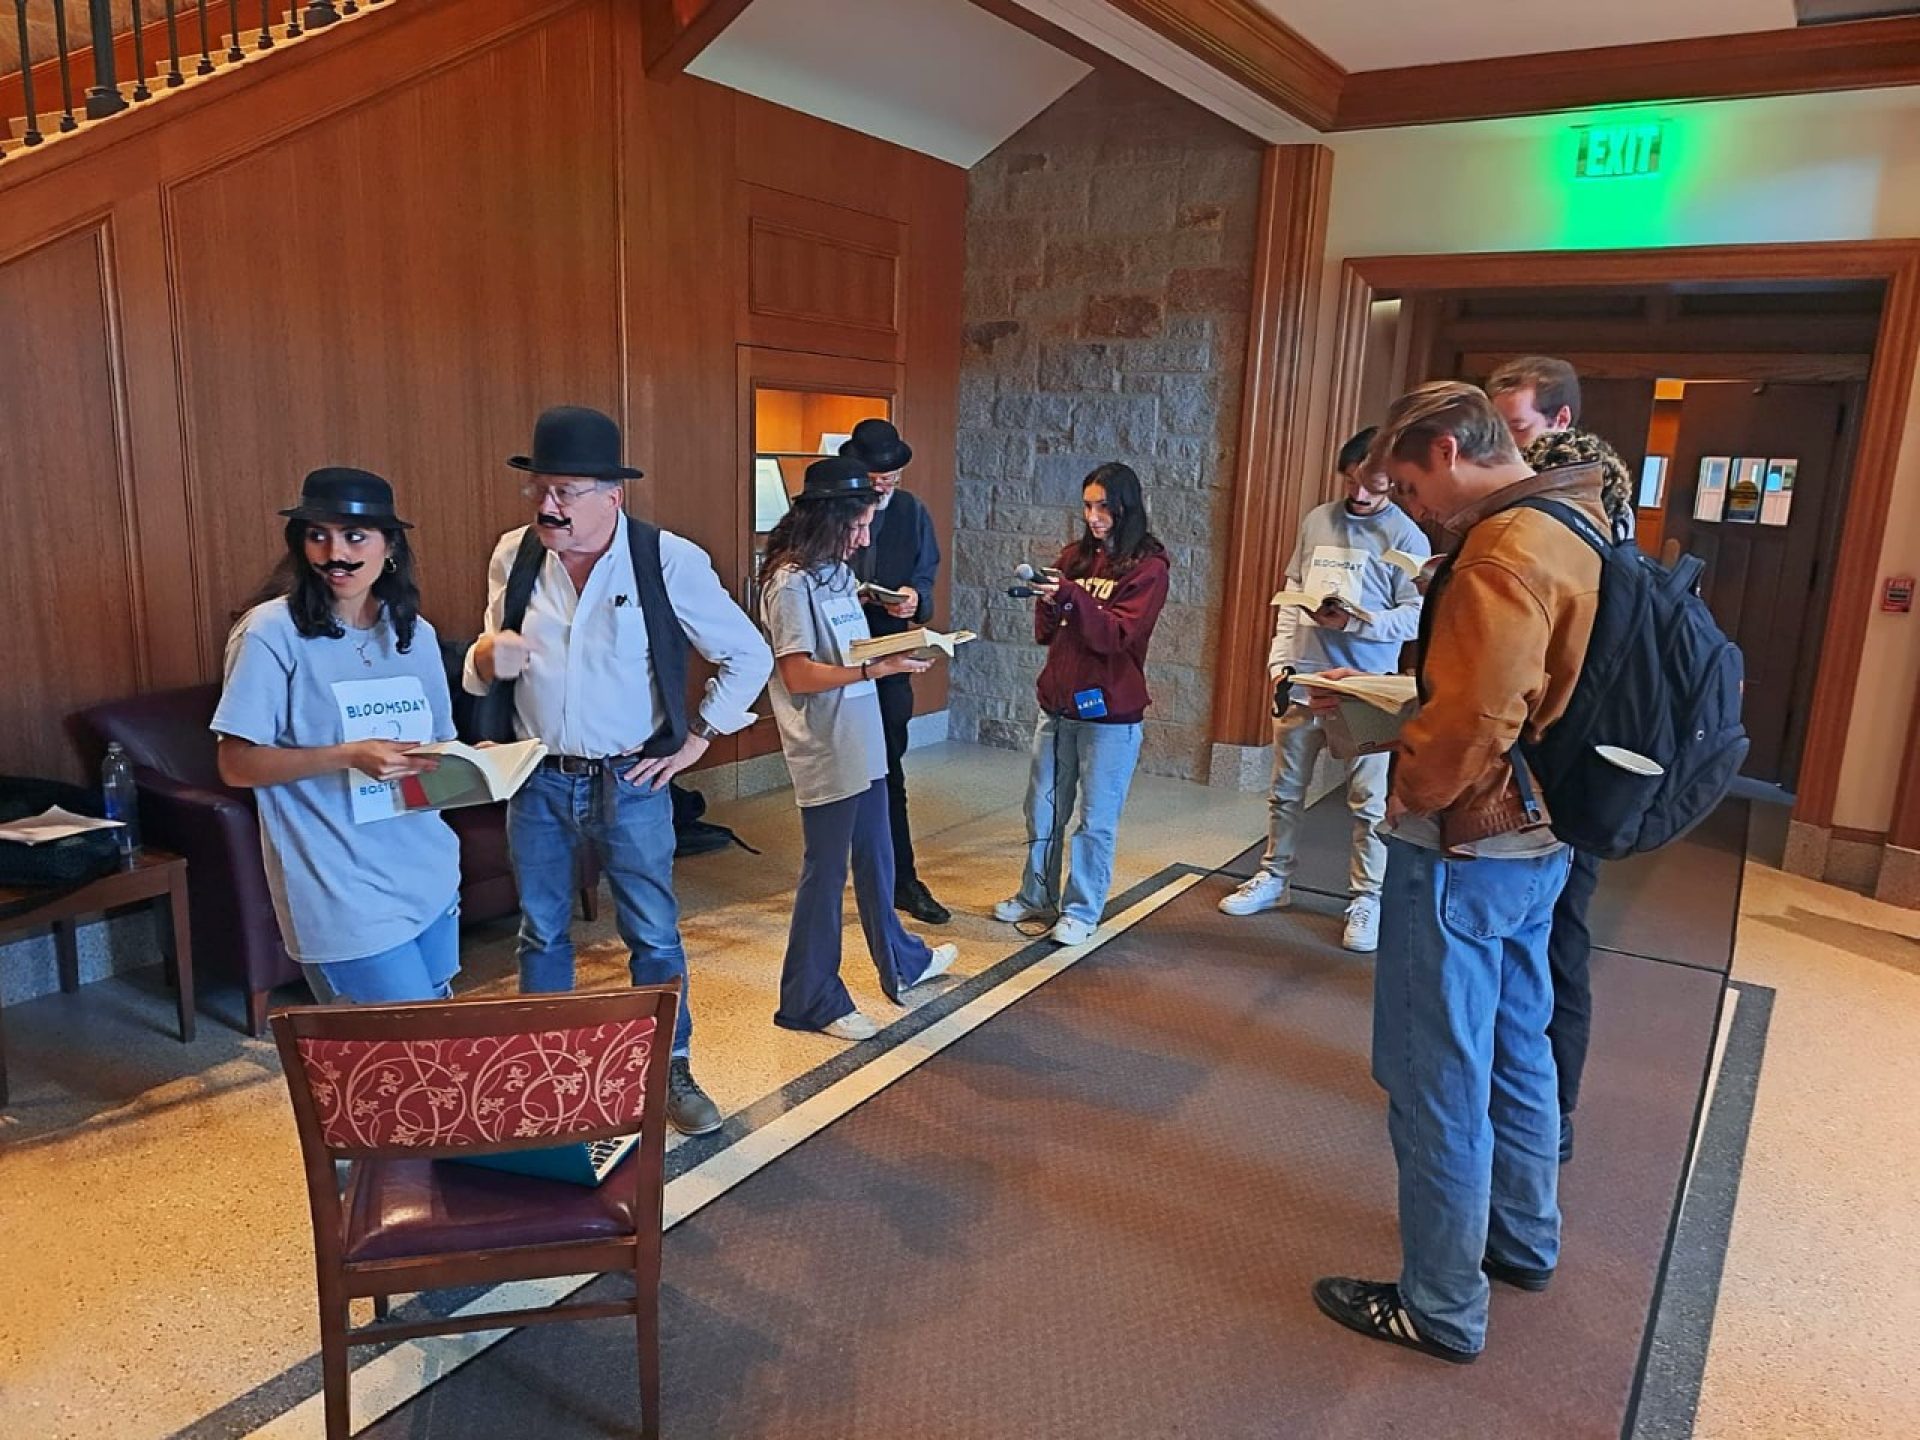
[343, 1156, 639, 1262]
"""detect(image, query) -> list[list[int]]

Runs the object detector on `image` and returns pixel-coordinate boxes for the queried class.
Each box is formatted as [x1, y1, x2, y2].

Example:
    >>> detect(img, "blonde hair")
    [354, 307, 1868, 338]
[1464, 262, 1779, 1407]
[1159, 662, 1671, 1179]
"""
[1372, 381, 1522, 470]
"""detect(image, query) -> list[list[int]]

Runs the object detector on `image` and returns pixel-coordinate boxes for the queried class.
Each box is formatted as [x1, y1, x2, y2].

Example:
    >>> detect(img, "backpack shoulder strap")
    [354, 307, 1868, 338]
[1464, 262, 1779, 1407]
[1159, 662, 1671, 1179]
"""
[501, 527, 546, 633]
[1510, 496, 1611, 558]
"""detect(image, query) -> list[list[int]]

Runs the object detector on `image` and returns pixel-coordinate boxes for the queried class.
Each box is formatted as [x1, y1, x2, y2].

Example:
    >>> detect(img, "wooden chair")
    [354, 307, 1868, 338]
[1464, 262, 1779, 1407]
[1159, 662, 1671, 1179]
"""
[271, 986, 679, 1439]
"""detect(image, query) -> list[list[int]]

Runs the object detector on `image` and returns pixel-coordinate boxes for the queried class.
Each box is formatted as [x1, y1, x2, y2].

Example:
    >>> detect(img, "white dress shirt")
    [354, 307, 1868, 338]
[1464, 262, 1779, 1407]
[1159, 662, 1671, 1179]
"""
[462, 517, 772, 757]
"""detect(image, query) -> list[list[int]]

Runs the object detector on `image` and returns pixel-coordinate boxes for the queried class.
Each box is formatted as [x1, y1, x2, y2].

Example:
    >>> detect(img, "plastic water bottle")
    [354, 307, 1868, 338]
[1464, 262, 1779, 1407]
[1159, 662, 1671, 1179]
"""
[101, 742, 140, 860]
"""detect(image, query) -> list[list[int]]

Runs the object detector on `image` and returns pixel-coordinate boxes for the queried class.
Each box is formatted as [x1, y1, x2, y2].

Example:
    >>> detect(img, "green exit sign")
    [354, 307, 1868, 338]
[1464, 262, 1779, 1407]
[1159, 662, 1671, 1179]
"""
[1575, 122, 1664, 179]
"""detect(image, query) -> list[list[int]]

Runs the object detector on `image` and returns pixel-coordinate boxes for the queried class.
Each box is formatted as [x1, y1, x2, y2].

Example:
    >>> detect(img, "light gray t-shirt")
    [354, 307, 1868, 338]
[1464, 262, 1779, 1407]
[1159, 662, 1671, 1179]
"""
[761, 563, 886, 809]
[211, 599, 462, 964]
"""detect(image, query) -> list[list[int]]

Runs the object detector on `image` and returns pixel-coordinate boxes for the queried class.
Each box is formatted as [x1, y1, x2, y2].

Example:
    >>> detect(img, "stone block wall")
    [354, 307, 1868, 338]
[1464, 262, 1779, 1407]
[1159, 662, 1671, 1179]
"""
[949, 66, 1264, 781]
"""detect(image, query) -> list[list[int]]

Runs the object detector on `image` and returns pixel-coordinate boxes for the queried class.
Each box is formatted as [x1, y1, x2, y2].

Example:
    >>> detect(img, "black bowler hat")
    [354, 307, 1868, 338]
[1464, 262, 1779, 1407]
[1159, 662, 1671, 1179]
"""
[508, 406, 644, 481]
[796, 455, 880, 503]
[838, 418, 912, 473]
[278, 467, 413, 529]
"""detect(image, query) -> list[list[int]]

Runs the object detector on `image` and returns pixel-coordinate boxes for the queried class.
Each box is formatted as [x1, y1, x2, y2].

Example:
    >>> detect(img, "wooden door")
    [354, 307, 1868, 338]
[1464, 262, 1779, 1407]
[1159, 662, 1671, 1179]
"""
[1569, 378, 1656, 479]
[1661, 381, 1855, 788]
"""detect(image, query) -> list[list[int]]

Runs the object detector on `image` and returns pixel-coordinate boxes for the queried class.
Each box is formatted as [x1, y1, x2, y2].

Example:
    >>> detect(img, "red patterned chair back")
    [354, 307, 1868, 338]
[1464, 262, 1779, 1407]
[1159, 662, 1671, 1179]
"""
[273, 988, 678, 1158]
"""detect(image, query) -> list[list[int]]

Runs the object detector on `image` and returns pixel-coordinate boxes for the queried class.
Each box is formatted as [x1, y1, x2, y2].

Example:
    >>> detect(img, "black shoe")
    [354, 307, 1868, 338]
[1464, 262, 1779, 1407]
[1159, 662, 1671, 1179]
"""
[1311, 1278, 1477, 1364]
[666, 1057, 723, 1136]
[1482, 1254, 1554, 1292]
[1559, 1111, 1575, 1164]
[894, 877, 951, 926]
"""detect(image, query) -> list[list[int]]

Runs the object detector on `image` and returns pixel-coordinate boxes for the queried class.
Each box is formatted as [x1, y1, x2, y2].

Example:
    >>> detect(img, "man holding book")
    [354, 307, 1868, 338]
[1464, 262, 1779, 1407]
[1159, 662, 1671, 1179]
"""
[463, 406, 773, 1136]
[1218, 427, 1428, 953]
[1312, 382, 1606, 1365]
[840, 419, 949, 926]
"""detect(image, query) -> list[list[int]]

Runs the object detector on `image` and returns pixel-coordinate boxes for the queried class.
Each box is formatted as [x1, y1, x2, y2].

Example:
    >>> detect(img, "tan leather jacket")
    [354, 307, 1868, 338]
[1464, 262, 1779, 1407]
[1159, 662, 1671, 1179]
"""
[1395, 463, 1609, 847]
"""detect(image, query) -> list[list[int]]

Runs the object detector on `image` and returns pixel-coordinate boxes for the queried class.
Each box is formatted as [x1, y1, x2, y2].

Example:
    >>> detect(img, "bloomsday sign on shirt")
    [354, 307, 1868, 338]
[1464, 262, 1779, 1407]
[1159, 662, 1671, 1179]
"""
[332, 677, 434, 824]
[1303, 546, 1368, 606]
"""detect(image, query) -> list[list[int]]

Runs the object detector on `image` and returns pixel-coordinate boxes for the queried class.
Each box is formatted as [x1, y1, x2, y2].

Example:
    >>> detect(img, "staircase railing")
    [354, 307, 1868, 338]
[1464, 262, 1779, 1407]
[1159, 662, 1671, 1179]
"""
[4, 0, 388, 157]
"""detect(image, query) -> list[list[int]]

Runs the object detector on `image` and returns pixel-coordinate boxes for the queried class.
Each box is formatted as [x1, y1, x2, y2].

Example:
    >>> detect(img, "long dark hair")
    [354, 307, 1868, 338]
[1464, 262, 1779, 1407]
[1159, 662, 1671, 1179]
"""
[247, 518, 423, 651]
[758, 495, 872, 588]
[1062, 461, 1163, 578]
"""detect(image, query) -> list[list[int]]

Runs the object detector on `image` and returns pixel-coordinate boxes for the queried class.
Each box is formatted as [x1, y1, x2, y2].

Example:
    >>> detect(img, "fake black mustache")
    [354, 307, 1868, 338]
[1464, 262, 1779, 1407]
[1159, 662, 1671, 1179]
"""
[537, 513, 572, 530]
[317, 560, 365, 576]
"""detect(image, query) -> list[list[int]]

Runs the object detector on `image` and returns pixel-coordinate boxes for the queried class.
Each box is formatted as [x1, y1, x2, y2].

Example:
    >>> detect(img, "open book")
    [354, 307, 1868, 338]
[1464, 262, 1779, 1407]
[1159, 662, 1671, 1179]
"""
[1292, 672, 1418, 758]
[849, 628, 977, 664]
[856, 581, 915, 608]
[1380, 549, 1442, 582]
[392, 740, 548, 813]
[1270, 590, 1378, 626]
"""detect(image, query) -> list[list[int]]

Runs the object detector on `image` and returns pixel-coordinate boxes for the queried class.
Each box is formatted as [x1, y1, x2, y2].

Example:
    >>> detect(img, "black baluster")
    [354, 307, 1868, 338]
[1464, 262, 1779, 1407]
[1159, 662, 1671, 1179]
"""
[224, 0, 243, 62]
[11, 0, 44, 146]
[84, 0, 127, 118]
[51, 0, 80, 129]
[162, 0, 184, 86]
[255, 0, 271, 48]
[285, 0, 301, 40]
[132, 0, 153, 101]
[194, 0, 214, 74]
[342, 0, 357, 16]
[303, 1, 339, 27]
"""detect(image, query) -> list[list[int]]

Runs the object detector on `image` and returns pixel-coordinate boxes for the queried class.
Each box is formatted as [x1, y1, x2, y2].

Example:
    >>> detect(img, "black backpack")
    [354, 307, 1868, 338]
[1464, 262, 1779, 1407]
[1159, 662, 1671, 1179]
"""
[1510, 498, 1748, 859]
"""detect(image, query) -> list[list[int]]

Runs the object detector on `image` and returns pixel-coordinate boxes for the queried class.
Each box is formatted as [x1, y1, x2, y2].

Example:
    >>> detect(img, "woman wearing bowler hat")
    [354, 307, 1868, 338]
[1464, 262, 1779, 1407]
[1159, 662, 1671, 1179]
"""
[212, 467, 465, 1004]
[759, 456, 958, 1039]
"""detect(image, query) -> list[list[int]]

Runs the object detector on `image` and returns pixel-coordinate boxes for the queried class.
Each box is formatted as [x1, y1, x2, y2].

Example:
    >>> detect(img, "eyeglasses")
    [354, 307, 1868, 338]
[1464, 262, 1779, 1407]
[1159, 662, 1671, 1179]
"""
[519, 481, 610, 504]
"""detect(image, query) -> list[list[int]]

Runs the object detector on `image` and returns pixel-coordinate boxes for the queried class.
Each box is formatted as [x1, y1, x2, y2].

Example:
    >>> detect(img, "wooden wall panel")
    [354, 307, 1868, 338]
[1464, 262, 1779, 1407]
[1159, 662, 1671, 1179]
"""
[900, 152, 966, 718]
[165, 2, 623, 654]
[0, 226, 145, 781]
[741, 185, 904, 362]
[0, 0, 967, 791]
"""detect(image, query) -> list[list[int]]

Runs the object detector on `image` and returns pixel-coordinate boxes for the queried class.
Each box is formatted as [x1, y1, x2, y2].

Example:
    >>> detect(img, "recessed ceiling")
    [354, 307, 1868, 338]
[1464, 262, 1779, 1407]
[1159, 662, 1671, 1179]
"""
[688, 0, 1091, 168]
[1257, 0, 1798, 73]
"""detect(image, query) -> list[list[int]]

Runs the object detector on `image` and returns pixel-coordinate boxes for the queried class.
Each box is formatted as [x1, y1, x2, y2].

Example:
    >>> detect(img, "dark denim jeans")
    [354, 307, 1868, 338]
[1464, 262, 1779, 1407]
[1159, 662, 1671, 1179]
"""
[507, 767, 693, 1055]
[1372, 837, 1570, 1354]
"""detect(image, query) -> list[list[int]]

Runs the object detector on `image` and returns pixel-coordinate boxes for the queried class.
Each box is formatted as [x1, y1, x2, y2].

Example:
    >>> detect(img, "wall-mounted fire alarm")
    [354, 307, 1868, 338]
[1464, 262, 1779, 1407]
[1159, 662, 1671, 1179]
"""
[1885, 576, 1915, 614]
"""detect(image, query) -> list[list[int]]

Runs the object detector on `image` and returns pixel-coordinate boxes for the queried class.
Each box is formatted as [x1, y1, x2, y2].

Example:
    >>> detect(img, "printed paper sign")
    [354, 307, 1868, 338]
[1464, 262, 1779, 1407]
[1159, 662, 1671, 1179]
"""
[332, 677, 434, 824]
[1303, 546, 1368, 607]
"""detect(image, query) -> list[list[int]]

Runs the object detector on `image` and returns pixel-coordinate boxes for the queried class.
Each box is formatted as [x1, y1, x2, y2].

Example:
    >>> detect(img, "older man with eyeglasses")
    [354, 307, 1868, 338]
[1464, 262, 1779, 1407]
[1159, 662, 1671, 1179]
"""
[463, 405, 772, 1135]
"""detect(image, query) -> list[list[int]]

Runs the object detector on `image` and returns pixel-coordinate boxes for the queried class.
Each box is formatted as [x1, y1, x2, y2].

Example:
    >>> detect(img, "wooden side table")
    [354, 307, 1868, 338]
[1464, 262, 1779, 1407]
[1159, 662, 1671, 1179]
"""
[0, 849, 193, 1105]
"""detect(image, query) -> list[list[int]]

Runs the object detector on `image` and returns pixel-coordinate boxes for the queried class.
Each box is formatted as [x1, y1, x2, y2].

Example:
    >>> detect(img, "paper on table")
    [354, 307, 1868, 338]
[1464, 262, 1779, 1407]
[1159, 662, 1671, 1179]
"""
[0, 806, 125, 846]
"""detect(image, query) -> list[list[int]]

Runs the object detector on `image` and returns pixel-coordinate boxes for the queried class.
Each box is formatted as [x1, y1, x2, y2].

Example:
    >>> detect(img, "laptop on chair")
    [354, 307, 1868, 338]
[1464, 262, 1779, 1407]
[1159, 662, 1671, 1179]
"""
[449, 1134, 638, 1187]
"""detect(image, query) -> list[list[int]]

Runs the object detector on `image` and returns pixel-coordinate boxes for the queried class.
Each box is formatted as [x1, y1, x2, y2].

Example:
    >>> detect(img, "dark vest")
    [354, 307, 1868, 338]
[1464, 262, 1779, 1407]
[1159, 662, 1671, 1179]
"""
[472, 518, 690, 756]
[856, 489, 927, 638]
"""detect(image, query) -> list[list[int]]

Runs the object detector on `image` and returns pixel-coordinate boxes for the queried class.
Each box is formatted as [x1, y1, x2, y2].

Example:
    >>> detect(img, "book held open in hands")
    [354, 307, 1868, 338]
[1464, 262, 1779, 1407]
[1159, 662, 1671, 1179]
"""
[1292, 672, 1418, 758]
[848, 628, 977, 664]
[1380, 549, 1443, 583]
[391, 740, 549, 813]
[856, 581, 914, 607]
[1270, 590, 1379, 626]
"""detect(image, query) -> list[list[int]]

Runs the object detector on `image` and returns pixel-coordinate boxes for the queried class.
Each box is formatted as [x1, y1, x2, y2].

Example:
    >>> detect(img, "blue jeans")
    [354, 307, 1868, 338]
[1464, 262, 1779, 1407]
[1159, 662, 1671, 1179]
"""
[507, 767, 693, 1055]
[1372, 837, 1570, 1354]
[302, 902, 461, 1004]
[1015, 713, 1144, 927]
[775, 779, 934, 1032]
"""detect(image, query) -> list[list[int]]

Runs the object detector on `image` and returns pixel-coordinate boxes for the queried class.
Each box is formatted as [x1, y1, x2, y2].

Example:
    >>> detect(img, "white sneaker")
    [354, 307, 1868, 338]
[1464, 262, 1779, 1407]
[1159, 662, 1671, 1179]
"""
[909, 943, 958, 989]
[1049, 915, 1095, 947]
[1343, 895, 1381, 953]
[993, 897, 1052, 925]
[822, 1011, 880, 1041]
[1218, 871, 1292, 916]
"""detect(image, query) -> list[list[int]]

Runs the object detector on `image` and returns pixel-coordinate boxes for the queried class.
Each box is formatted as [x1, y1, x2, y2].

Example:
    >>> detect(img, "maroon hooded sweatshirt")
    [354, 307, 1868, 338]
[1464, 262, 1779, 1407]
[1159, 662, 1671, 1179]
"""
[1033, 542, 1171, 724]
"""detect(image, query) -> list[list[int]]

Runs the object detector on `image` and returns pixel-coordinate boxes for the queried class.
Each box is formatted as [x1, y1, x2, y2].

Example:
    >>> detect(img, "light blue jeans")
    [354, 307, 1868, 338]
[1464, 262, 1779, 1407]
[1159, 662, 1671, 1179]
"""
[1014, 713, 1145, 928]
[1372, 837, 1570, 1354]
[507, 767, 693, 1055]
[302, 901, 461, 1004]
